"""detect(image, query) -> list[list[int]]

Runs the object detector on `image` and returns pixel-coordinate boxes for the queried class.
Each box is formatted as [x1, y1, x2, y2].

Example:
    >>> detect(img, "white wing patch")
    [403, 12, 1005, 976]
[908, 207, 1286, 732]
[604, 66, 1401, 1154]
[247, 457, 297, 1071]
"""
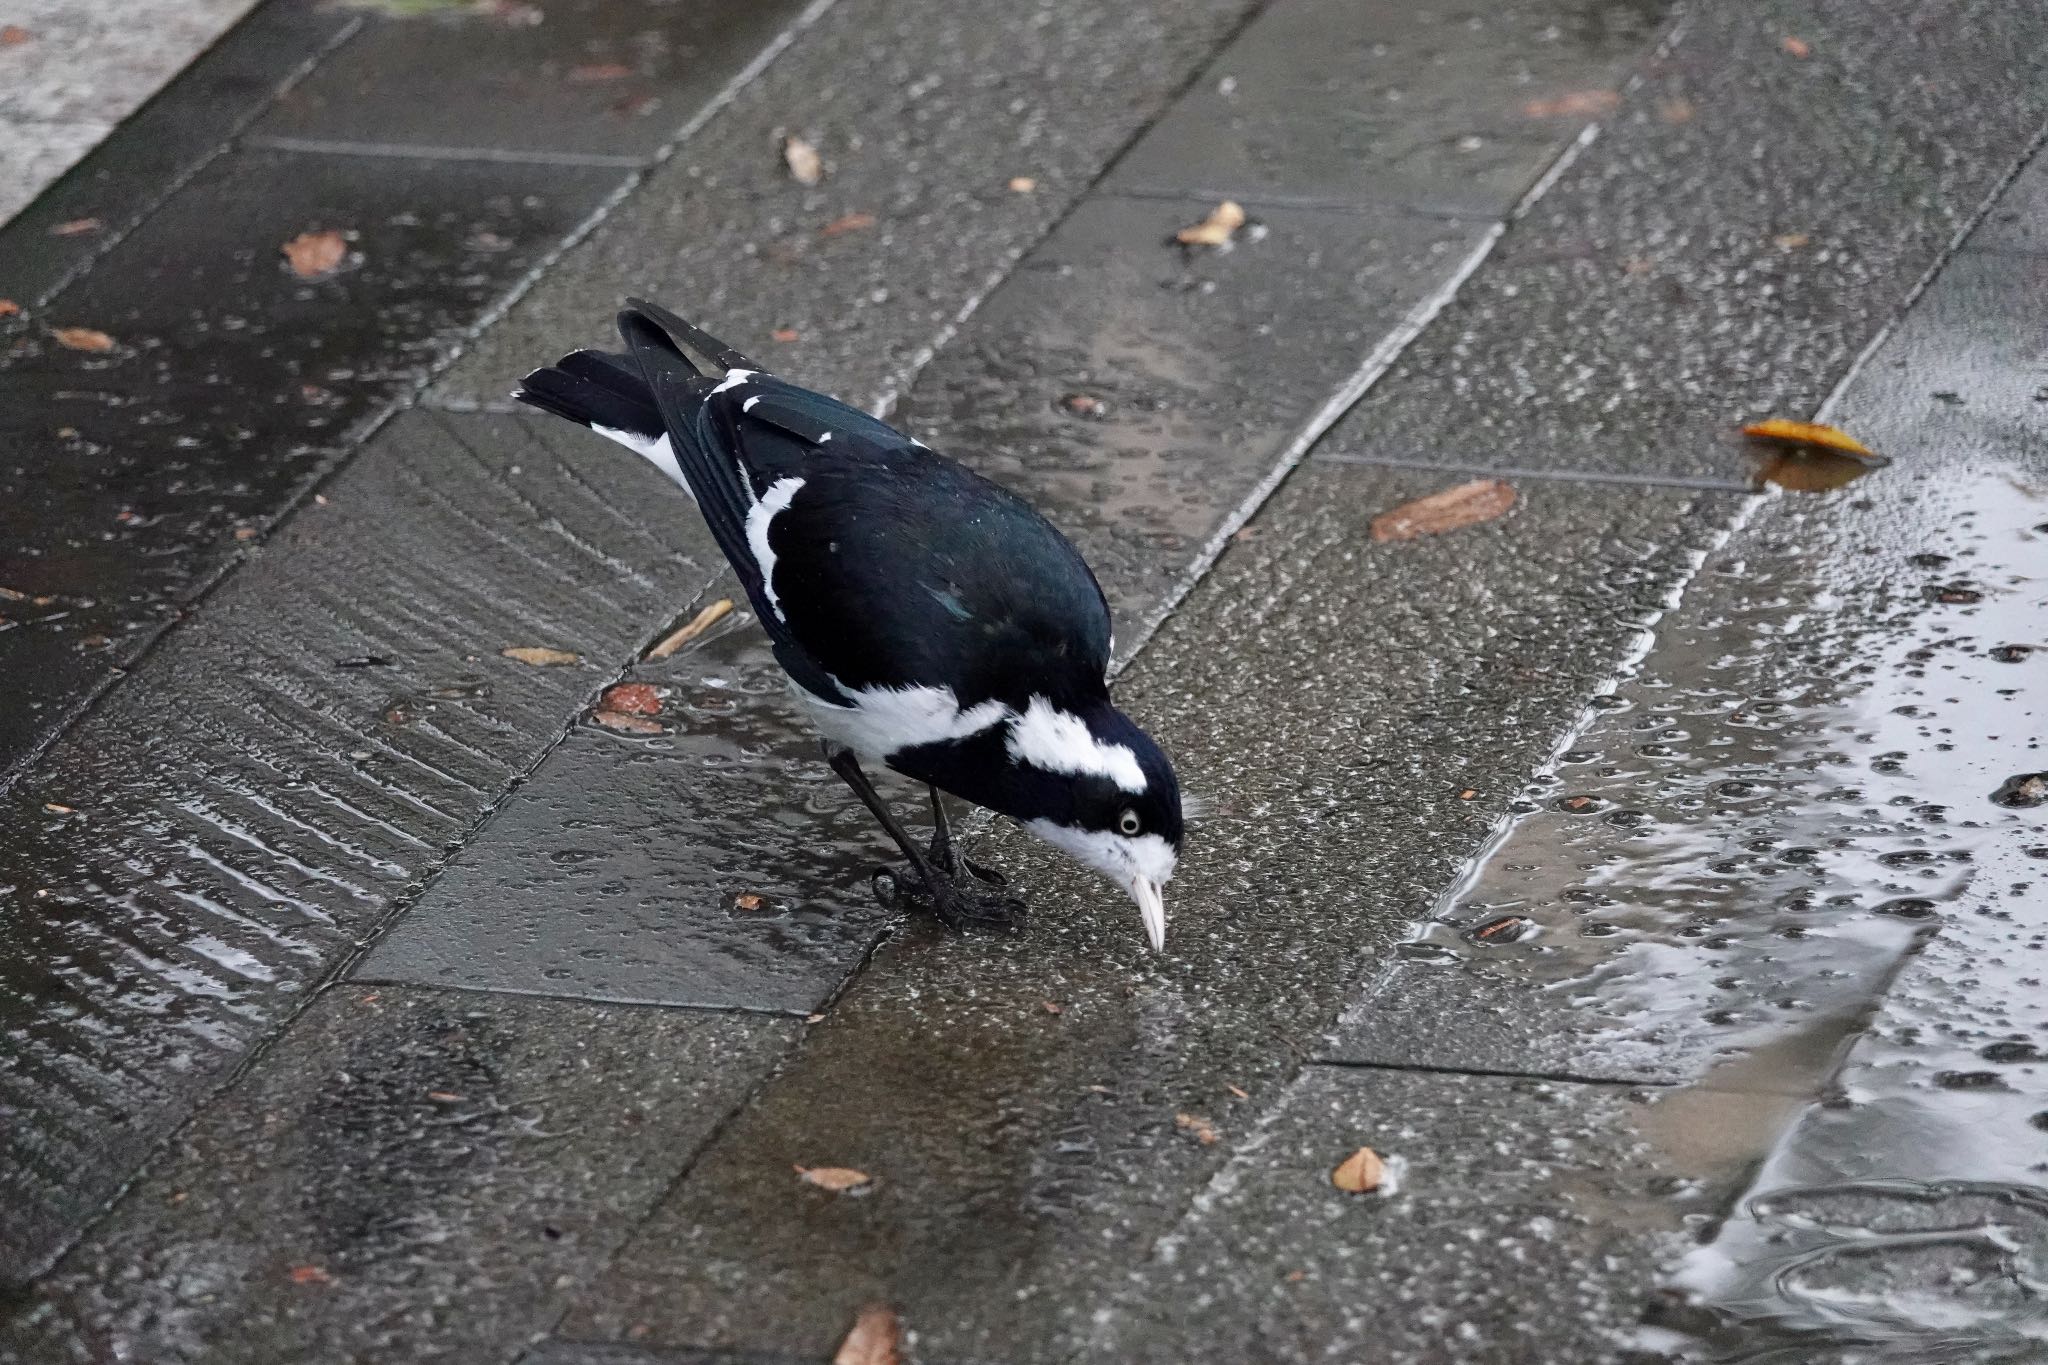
[1007, 696, 1147, 793]
[745, 476, 805, 619]
[799, 680, 1009, 763]
[710, 367, 757, 395]
[592, 426, 691, 497]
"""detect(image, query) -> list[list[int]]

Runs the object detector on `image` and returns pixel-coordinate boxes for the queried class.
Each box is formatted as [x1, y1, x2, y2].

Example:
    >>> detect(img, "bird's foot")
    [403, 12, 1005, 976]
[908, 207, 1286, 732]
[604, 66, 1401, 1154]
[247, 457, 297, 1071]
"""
[928, 832, 1008, 889]
[871, 864, 1027, 933]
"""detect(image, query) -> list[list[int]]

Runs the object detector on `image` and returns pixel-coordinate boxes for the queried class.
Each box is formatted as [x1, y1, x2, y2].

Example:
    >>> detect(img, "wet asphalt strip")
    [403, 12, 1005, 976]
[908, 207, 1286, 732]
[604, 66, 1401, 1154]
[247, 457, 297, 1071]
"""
[0, 0, 1673, 1354]
[4, 4, 2046, 1365]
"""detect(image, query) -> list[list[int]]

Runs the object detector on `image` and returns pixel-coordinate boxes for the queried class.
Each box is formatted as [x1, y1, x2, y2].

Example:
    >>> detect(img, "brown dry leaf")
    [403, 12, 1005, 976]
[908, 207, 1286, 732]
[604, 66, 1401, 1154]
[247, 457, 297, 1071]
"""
[646, 598, 734, 658]
[233, 526, 259, 541]
[798, 1165, 874, 1193]
[833, 1303, 900, 1365]
[0, 299, 20, 318]
[43, 802, 75, 814]
[1008, 176, 1037, 193]
[50, 217, 101, 237]
[593, 710, 664, 734]
[1658, 96, 1695, 124]
[568, 61, 634, 82]
[600, 682, 663, 715]
[821, 211, 875, 237]
[0, 25, 29, 44]
[1330, 1147, 1385, 1194]
[52, 326, 115, 353]
[283, 229, 349, 280]
[1521, 89, 1619, 119]
[1740, 418, 1877, 459]
[771, 326, 801, 342]
[1042, 1000, 1064, 1015]
[501, 645, 581, 666]
[1176, 199, 1246, 248]
[286, 1265, 333, 1285]
[1226, 1084, 1250, 1099]
[784, 135, 823, 186]
[1369, 479, 1516, 543]
[1773, 231, 1811, 250]
[1781, 35, 1811, 57]
[1459, 788, 1478, 800]
[1176, 1112, 1220, 1145]
[734, 893, 765, 911]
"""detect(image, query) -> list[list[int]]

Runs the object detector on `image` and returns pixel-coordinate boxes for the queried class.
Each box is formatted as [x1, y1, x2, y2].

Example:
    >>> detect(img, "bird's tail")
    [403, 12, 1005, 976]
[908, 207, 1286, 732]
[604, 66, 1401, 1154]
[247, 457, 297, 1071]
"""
[513, 346, 664, 443]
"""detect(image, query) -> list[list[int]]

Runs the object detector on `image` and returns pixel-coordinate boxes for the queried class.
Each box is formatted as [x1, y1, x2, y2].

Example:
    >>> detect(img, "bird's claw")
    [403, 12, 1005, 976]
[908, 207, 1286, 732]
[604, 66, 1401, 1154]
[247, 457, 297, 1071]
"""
[870, 864, 1027, 933]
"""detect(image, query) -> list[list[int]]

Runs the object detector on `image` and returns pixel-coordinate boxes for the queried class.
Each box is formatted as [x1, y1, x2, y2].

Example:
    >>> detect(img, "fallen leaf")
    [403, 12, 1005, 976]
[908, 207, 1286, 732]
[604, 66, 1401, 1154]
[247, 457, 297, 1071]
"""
[427, 1091, 464, 1102]
[593, 710, 664, 734]
[282, 229, 349, 279]
[732, 893, 769, 913]
[51, 326, 115, 353]
[43, 802, 74, 814]
[1468, 915, 1536, 944]
[771, 326, 801, 342]
[1042, 1000, 1064, 1015]
[0, 25, 29, 44]
[1369, 479, 1516, 542]
[1059, 393, 1107, 418]
[833, 1303, 900, 1365]
[798, 1165, 874, 1193]
[233, 526, 259, 541]
[646, 598, 734, 658]
[821, 211, 875, 237]
[286, 1265, 332, 1285]
[1740, 418, 1875, 459]
[1286, 1269, 1307, 1282]
[1226, 1084, 1250, 1099]
[1008, 176, 1037, 193]
[1781, 35, 1811, 58]
[0, 299, 19, 317]
[1330, 1147, 1385, 1194]
[50, 217, 101, 237]
[1521, 89, 1619, 119]
[806, 1012, 827, 1023]
[600, 682, 663, 715]
[1773, 231, 1811, 250]
[568, 61, 634, 82]
[1459, 788, 1478, 800]
[1658, 97, 1695, 124]
[501, 645, 580, 666]
[1176, 199, 1246, 248]
[1176, 1112, 1219, 1145]
[784, 135, 823, 186]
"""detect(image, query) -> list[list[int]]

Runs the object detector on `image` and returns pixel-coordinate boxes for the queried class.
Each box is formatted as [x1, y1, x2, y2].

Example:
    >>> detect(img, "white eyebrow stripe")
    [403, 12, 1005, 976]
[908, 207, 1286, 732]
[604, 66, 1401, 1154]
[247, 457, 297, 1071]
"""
[1005, 696, 1147, 793]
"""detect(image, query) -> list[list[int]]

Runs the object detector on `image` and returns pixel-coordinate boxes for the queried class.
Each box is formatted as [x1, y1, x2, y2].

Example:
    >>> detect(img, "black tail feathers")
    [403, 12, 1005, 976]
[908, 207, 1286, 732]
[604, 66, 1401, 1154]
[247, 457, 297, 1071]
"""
[619, 298, 761, 374]
[514, 347, 662, 438]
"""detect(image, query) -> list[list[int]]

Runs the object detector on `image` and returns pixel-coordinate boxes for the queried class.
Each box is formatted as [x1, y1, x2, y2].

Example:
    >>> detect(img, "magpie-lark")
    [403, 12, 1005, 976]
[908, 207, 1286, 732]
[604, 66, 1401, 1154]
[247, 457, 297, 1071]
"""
[515, 300, 1184, 949]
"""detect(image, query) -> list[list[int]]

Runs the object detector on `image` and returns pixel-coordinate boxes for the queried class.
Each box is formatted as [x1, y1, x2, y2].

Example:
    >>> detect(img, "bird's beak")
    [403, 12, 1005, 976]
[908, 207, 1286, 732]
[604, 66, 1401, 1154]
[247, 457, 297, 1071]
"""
[1131, 877, 1167, 952]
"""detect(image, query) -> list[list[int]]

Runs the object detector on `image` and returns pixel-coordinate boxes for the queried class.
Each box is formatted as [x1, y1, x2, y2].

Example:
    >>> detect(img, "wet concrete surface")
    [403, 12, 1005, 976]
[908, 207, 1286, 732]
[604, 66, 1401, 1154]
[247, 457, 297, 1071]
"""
[1315, 0, 2048, 483]
[1104, 0, 1671, 217]
[250, 0, 810, 160]
[431, 0, 1264, 410]
[0, 408, 716, 1282]
[0, 148, 627, 778]
[1086, 1066, 1758, 1364]
[539, 467, 1736, 1360]
[366, 195, 1489, 1012]
[0, 986, 794, 1365]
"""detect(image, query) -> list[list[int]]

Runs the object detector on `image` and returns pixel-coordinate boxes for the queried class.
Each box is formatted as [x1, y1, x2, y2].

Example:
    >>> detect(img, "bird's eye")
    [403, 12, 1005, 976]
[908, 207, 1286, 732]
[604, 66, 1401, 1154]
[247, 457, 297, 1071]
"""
[1117, 809, 1142, 836]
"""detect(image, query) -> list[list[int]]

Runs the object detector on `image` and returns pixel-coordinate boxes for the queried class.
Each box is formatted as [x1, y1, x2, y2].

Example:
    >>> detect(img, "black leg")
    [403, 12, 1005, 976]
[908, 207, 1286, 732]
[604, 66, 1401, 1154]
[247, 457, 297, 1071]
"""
[926, 786, 1006, 887]
[824, 748, 1023, 932]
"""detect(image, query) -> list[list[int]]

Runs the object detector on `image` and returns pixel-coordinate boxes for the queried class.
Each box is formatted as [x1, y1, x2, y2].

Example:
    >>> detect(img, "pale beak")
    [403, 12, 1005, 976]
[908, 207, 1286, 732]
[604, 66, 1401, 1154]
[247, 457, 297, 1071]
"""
[1131, 877, 1167, 952]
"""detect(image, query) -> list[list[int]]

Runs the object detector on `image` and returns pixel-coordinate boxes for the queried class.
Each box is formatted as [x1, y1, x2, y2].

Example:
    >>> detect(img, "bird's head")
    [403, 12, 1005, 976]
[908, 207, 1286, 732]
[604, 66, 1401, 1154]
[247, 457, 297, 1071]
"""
[1004, 697, 1183, 951]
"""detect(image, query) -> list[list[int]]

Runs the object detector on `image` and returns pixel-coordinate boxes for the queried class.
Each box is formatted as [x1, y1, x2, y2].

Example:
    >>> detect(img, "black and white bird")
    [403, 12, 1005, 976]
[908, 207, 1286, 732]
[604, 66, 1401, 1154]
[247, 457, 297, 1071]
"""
[515, 300, 1183, 949]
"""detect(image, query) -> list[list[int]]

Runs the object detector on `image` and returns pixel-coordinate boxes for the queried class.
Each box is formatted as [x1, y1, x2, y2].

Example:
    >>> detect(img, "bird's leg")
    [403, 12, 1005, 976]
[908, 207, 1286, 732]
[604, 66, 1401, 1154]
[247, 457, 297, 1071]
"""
[823, 747, 1025, 932]
[925, 786, 1007, 888]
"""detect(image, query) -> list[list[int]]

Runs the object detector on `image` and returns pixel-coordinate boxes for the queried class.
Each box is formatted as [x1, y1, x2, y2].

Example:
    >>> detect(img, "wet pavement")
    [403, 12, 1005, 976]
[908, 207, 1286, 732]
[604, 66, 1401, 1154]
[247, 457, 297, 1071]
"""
[4, 0, 2048, 1360]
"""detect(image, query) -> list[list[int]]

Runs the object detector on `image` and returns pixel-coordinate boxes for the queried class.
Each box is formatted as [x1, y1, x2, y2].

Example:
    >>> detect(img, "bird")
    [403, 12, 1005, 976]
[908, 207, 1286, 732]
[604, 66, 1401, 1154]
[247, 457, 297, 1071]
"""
[514, 299, 1184, 950]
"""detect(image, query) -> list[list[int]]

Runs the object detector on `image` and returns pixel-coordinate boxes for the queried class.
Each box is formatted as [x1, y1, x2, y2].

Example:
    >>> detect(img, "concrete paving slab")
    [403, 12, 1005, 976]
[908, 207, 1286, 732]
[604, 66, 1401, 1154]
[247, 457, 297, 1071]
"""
[366, 194, 1488, 1012]
[0, 147, 627, 779]
[1084, 1065, 1762, 1364]
[1972, 145, 2048, 256]
[542, 465, 1737, 1360]
[1103, 0, 1672, 217]
[0, 0, 360, 308]
[0, 118, 110, 229]
[250, 0, 810, 161]
[0, 0, 260, 129]
[430, 0, 1260, 411]
[1315, 0, 2048, 483]
[0, 986, 794, 1365]
[1326, 204, 2048, 1090]
[0, 408, 717, 1283]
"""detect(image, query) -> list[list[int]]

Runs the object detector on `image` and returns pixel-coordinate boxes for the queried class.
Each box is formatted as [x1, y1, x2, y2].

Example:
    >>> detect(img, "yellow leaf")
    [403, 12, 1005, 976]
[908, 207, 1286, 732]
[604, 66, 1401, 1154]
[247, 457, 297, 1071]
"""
[1175, 200, 1246, 248]
[1330, 1147, 1385, 1193]
[1370, 479, 1517, 543]
[646, 598, 734, 659]
[1739, 418, 1876, 459]
[500, 646, 581, 666]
